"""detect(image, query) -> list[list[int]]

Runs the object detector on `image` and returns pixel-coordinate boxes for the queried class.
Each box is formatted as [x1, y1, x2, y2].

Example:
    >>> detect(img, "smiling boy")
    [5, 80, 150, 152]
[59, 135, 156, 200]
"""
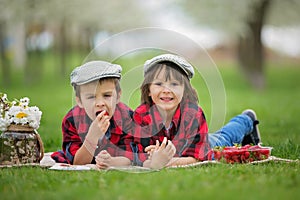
[133, 54, 261, 169]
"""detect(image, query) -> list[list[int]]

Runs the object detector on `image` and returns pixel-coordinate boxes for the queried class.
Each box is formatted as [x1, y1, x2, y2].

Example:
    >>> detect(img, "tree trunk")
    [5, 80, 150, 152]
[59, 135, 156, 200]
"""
[25, 23, 45, 85]
[59, 18, 67, 77]
[238, 0, 271, 89]
[0, 22, 11, 87]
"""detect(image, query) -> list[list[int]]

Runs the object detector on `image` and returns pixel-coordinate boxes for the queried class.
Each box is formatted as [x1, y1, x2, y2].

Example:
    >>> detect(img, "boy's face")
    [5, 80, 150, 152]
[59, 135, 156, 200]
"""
[76, 79, 120, 121]
[149, 67, 184, 114]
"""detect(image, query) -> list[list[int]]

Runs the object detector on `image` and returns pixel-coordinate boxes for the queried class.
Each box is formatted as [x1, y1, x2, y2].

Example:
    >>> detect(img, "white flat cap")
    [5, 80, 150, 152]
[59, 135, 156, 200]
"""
[70, 61, 122, 85]
[144, 54, 195, 79]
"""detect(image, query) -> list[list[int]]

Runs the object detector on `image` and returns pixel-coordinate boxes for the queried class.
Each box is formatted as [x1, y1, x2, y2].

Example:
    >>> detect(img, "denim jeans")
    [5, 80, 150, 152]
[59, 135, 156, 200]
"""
[208, 114, 253, 148]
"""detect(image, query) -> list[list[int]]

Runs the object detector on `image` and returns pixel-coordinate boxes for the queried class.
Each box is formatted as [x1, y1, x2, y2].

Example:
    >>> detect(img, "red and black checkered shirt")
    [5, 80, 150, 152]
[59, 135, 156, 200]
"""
[51, 102, 134, 164]
[133, 101, 211, 162]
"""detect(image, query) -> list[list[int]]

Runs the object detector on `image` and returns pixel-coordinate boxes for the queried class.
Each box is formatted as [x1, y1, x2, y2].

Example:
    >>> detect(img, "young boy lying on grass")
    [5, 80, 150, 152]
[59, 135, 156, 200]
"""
[51, 61, 134, 168]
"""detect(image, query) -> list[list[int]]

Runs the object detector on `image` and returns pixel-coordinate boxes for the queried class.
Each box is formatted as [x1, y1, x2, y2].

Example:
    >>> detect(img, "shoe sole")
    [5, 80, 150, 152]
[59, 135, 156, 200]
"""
[242, 109, 261, 145]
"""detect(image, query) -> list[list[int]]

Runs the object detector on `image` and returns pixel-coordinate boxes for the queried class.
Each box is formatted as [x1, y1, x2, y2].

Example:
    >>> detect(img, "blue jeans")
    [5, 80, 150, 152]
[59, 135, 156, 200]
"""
[208, 114, 253, 148]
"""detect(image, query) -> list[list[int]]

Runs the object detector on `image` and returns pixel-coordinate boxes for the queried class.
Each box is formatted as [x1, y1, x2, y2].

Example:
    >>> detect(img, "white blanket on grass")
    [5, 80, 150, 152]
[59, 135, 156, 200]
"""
[1, 152, 298, 171]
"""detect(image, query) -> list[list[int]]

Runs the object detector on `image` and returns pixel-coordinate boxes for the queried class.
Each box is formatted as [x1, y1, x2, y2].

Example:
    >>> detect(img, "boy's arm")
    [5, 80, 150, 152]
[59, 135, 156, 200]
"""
[73, 134, 98, 165]
[166, 157, 197, 167]
[61, 108, 93, 165]
[61, 109, 84, 164]
[73, 110, 109, 165]
[109, 156, 131, 167]
[178, 108, 210, 161]
[142, 159, 152, 168]
[95, 150, 131, 169]
[143, 156, 197, 168]
[73, 147, 94, 165]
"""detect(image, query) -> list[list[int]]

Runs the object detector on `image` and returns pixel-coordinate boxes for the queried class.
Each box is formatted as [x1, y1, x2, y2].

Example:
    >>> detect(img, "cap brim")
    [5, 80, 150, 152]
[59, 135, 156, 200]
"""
[72, 74, 121, 85]
[144, 54, 194, 79]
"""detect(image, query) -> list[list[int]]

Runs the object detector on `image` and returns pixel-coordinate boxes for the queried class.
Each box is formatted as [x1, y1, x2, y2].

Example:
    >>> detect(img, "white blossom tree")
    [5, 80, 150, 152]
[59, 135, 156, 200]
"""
[0, 0, 148, 85]
[178, 0, 300, 89]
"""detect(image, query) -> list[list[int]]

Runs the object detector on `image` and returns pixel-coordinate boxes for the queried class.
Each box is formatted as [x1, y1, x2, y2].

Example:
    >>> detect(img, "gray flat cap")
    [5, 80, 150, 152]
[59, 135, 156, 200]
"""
[144, 54, 195, 79]
[70, 61, 122, 85]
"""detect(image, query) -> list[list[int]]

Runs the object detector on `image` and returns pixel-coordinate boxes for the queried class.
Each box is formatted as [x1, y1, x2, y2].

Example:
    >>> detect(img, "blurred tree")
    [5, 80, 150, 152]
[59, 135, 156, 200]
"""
[45, 0, 149, 77]
[237, 0, 271, 89]
[0, 0, 13, 86]
[178, 0, 300, 89]
[0, 0, 149, 84]
[0, 21, 11, 86]
[0, 0, 51, 85]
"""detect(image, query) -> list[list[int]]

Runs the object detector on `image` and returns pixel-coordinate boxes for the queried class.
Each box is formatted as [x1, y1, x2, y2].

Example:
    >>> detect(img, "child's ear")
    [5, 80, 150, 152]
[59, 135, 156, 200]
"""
[75, 96, 83, 108]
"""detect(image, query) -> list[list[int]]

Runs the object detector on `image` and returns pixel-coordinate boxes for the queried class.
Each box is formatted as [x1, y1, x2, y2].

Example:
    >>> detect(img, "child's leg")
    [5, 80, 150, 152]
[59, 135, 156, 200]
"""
[209, 114, 253, 148]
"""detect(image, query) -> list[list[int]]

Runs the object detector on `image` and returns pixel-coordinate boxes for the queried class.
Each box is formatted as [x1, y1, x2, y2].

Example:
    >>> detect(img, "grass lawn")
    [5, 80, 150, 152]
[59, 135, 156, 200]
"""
[0, 55, 300, 200]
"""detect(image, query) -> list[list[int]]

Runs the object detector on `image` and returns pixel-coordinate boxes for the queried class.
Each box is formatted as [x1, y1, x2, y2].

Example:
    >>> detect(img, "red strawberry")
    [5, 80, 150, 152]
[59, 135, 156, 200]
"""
[214, 150, 222, 160]
[259, 148, 270, 156]
[231, 155, 240, 163]
[244, 151, 250, 159]
[96, 110, 109, 117]
[219, 145, 273, 164]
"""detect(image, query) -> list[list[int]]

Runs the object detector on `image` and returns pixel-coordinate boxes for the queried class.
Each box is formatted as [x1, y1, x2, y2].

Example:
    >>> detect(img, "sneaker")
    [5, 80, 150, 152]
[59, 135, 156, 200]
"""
[241, 109, 261, 145]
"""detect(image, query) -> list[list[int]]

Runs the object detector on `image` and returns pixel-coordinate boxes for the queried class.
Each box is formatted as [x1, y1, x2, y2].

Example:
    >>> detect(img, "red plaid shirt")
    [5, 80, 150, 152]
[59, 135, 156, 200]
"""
[51, 102, 134, 164]
[133, 101, 211, 162]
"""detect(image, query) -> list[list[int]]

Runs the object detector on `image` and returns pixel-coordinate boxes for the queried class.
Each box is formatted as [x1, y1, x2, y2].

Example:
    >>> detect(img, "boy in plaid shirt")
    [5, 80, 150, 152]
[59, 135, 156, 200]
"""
[51, 61, 133, 168]
[133, 54, 261, 169]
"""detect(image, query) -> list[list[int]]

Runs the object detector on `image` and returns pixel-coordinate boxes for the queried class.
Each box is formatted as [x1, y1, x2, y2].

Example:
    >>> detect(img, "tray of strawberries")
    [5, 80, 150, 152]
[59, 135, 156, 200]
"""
[213, 144, 272, 164]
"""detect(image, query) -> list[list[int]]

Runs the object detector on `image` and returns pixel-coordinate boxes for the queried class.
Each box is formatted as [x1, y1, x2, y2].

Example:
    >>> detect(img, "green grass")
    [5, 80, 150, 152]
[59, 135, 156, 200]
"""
[0, 163, 299, 200]
[1, 54, 300, 200]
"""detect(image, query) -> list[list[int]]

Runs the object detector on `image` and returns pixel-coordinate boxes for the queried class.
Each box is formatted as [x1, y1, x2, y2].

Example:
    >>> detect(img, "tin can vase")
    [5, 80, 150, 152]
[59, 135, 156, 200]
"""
[0, 124, 44, 165]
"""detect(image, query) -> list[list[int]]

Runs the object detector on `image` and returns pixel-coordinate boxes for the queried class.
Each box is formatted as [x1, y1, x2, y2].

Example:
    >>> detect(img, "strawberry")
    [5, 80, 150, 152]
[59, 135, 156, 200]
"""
[214, 145, 271, 164]
[214, 150, 222, 160]
[244, 151, 250, 159]
[231, 155, 240, 163]
[259, 148, 270, 156]
[96, 110, 109, 117]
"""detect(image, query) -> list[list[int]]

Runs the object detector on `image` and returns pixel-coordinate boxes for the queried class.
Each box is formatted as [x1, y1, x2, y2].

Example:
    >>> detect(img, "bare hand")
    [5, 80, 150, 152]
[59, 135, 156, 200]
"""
[148, 137, 176, 169]
[90, 110, 110, 139]
[95, 150, 112, 169]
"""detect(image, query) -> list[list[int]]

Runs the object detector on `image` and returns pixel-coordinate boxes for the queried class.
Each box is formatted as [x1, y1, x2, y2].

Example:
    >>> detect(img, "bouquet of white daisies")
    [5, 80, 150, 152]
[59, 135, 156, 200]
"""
[0, 93, 42, 132]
